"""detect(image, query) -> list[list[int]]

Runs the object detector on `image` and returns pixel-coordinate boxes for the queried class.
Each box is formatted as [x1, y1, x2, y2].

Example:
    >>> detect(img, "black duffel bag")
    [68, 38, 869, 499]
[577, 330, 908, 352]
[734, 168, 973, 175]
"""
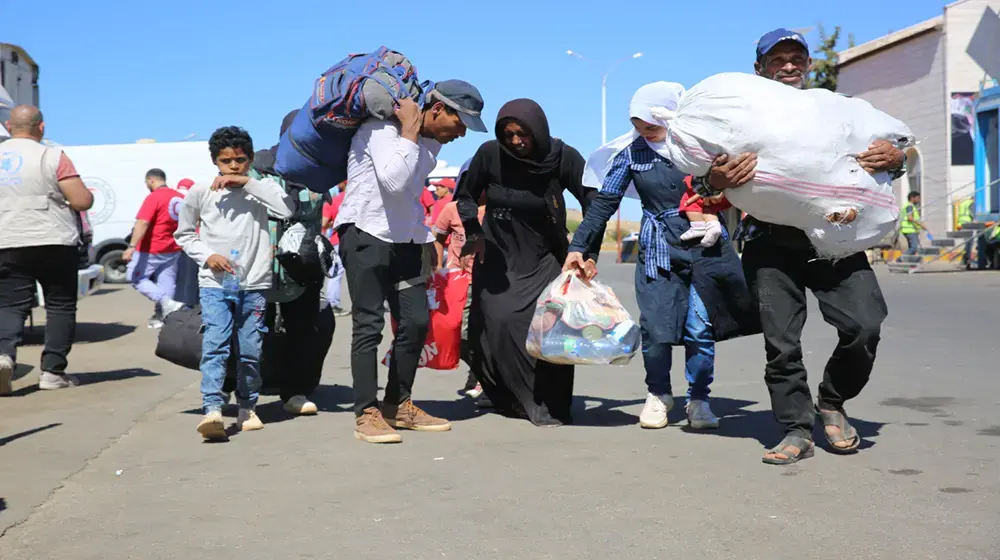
[154, 306, 204, 372]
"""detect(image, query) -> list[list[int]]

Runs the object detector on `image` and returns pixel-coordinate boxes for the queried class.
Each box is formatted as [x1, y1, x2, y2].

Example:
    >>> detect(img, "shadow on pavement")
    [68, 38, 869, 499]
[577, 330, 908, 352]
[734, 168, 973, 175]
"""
[672, 397, 886, 452]
[7, 369, 159, 397]
[80, 368, 160, 384]
[572, 396, 645, 427]
[180, 384, 355, 424]
[0, 423, 62, 446]
[420, 397, 488, 423]
[12, 363, 34, 380]
[0, 497, 6, 512]
[91, 287, 120, 296]
[23, 322, 137, 345]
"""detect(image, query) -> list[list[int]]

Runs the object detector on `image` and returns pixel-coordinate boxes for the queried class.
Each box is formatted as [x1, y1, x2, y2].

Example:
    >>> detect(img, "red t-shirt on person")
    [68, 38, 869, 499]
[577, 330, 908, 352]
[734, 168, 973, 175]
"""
[323, 191, 346, 245]
[135, 187, 184, 254]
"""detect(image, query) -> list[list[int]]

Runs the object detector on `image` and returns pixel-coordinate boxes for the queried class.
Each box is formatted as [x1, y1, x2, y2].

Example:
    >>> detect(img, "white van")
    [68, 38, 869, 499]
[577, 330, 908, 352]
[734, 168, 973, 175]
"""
[61, 141, 218, 283]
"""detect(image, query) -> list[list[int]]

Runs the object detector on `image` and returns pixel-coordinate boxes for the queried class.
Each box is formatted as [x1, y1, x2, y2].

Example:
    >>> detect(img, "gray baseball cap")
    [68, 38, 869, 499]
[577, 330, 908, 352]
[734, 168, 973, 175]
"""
[431, 80, 487, 133]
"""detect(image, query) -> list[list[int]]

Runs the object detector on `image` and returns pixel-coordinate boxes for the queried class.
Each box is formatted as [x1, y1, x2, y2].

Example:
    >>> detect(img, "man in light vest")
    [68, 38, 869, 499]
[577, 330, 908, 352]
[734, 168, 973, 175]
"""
[900, 191, 928, 260]
[0, 105, 94, 394]
[957, 196, 980, 268]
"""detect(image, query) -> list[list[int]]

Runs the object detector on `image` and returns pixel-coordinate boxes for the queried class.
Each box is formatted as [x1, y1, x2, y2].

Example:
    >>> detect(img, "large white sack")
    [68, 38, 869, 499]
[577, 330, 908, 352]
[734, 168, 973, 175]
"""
[658, 72, 914, 257]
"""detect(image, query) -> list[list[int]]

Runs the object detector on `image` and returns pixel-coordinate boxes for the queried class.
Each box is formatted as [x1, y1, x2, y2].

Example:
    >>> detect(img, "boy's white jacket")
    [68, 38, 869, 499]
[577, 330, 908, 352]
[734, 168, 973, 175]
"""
[174, 177, 296, 291]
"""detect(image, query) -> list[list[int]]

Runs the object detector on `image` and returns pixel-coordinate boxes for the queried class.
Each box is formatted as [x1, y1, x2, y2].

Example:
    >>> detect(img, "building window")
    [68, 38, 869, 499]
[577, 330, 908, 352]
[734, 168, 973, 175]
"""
[10, 51, 18, 65]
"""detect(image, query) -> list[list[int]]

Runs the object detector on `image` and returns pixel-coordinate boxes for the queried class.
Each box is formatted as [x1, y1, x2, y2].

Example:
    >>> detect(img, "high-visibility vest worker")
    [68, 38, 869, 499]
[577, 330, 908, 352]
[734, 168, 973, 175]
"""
[900, 192, 922, 235]
[957, 198, 974, 227]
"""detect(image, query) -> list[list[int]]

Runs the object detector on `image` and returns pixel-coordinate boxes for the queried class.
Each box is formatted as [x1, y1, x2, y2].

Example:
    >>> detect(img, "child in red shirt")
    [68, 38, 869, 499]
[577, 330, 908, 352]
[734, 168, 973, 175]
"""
[679, 176, 731, 247]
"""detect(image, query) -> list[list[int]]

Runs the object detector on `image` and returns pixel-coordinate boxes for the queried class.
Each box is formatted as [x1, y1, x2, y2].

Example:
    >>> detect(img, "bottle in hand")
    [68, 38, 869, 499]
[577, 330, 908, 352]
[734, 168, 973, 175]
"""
[222, 249, 241, 302]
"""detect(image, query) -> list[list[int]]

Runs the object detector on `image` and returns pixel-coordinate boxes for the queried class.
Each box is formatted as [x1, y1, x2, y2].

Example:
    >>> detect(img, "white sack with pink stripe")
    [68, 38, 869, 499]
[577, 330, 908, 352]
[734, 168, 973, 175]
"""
[654, 72, 914, 258]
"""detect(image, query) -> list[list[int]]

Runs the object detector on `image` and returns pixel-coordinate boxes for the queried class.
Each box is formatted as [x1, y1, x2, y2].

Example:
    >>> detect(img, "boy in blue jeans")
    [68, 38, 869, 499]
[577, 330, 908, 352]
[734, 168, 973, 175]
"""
[174, 126, 295, 440]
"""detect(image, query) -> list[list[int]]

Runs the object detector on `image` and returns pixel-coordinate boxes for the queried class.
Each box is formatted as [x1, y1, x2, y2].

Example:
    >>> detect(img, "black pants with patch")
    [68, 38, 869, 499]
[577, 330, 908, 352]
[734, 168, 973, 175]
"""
[338, 224, 429, 416]
[0, 245, 79, 374]
[742, 228, 888, 439]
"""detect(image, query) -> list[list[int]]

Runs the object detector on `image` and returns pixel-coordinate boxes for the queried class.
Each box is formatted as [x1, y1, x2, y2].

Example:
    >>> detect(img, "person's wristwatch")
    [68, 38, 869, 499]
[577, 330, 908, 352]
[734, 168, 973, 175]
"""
[691, 174, 722, 198]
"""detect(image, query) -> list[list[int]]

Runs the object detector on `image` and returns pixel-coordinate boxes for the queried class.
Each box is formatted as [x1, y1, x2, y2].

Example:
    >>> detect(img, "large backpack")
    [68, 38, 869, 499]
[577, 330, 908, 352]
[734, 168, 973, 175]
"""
[248, 168, 333, 304]
[275, 47, 431, 192]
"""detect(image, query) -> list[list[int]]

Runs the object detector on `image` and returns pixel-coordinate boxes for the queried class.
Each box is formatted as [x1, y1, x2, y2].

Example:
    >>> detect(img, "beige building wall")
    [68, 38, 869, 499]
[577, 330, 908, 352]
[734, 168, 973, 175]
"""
[944, 0, 1000, 199]
[838, 29, 950, 236]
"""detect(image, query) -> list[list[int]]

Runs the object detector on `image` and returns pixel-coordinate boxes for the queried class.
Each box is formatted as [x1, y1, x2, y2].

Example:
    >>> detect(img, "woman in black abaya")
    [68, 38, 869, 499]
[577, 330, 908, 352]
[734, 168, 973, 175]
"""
[455, 99, 601, 427]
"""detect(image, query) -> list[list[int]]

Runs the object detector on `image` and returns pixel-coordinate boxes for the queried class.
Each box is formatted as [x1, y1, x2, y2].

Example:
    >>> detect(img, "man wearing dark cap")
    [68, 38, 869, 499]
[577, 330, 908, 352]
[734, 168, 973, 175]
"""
[693, 29, 906, 465]
[334, 79, 486, 443]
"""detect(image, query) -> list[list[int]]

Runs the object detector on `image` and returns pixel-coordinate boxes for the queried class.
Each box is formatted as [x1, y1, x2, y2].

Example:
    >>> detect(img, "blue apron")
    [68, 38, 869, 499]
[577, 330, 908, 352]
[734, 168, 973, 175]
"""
[631, 157, 759, 346]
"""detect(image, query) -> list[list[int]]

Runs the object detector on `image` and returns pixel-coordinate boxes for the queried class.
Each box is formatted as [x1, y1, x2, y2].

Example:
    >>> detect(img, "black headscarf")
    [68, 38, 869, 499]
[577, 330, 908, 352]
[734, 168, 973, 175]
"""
[495, 99, 564, 175]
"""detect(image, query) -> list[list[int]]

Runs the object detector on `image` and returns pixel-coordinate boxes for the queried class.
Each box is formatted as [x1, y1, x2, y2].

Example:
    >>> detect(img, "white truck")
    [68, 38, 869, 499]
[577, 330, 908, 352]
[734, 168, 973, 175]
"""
[61, 141, 218, 283]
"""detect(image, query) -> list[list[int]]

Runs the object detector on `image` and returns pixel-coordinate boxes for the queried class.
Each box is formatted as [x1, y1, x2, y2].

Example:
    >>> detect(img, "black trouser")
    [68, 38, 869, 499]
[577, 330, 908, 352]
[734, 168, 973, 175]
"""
[742, 229, 888, 439]
[0, 245, 79, 374]
[339, 225, 429, 416]
[276, 285, 333, 401]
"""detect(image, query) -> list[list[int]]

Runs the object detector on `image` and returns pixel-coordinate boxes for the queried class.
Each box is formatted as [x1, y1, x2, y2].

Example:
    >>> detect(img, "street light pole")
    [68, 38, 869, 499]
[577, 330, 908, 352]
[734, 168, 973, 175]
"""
[567, 50, 643, 261]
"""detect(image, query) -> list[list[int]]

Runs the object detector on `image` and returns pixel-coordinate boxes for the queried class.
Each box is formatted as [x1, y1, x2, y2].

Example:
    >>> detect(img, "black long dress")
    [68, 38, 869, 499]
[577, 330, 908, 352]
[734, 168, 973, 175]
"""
[455, 99, 600, 427]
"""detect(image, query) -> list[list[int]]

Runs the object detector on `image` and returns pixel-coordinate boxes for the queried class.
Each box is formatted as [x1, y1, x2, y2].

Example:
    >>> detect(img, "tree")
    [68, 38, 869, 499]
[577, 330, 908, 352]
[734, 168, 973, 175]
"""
[807, 24, 854, 91]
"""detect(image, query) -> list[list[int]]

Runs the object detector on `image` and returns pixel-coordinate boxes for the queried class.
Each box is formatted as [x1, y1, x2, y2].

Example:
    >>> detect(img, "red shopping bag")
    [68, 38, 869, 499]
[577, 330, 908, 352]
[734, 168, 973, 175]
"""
[382, 268, 470, 370]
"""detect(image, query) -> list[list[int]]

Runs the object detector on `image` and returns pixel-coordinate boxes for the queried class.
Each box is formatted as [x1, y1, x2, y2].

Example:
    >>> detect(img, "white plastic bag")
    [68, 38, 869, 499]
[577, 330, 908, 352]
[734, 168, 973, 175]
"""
[658, 72, 914, 258]
[526, 272, 641, 366]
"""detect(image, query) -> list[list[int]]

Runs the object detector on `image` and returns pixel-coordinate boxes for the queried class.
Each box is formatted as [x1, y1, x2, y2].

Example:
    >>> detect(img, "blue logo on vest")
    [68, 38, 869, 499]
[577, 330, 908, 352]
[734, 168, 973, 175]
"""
[0, 151, 23, 174]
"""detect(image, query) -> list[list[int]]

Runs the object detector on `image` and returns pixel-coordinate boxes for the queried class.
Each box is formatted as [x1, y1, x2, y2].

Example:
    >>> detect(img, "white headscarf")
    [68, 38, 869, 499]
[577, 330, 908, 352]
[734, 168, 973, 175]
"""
[582, 81, 686, 199]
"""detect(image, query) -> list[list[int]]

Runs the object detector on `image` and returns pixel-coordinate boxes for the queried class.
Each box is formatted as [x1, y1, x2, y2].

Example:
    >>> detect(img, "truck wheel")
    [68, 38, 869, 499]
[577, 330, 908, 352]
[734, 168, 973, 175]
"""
[99, 249, 129, 284]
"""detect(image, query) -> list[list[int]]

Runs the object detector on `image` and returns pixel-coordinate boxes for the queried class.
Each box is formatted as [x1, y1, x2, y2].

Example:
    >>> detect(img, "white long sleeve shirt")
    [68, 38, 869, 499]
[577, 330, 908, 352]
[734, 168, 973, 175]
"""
[174, 177, 296, 291]
[334, 119, 441, 244]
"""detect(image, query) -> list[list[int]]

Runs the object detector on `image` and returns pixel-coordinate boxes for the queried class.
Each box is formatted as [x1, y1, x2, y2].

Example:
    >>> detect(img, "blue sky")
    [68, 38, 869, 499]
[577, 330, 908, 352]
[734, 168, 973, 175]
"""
[10, 0, 949, 218]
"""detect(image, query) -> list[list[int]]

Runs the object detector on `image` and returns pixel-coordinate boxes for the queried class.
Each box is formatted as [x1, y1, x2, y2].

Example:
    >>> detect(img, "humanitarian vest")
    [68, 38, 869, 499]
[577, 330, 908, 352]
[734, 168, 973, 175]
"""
[900, 202, 920, 234]
[0, 138, 80, 249]
[958, 199, 974, 226]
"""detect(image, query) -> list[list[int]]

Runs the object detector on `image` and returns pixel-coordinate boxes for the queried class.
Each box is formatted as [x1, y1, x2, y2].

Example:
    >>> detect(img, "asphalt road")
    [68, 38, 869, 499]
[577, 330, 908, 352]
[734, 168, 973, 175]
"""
[1, 262, 998, 559]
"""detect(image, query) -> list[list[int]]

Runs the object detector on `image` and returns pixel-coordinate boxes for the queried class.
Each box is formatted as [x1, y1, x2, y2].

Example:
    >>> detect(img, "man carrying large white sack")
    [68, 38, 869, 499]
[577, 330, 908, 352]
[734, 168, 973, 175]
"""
[684, 29, 907, 465]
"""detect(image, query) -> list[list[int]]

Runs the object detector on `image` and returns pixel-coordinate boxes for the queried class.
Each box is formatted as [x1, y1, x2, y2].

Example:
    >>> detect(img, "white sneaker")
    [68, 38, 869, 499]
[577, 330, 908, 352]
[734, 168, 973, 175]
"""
[39, 372, 80, 390]
[197, 411, 226, 440]
[160, 297, 185, 317]
[0, 355, 14, 396]
[686, 400, 720, 429]
[283, 395, 318, 416]
[237, 409, 265, 432]
[147, 314, 164, 329]
[639, 393, 673, 429]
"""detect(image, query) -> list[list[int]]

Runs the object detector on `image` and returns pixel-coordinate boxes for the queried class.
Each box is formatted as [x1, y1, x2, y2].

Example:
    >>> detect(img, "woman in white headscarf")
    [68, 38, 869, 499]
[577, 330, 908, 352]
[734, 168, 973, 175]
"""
[565, 81, 758, 431]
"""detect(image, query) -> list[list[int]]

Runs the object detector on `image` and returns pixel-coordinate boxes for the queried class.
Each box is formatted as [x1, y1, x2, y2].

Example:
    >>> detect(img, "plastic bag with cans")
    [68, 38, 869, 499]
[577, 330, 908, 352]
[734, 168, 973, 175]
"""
[526, 272, 641, 366]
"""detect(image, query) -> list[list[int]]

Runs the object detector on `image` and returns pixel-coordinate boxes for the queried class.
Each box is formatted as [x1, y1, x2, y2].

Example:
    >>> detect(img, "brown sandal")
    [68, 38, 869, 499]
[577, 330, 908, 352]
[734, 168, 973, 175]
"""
[762, 435, 815, 465]
[817, 405, 860, 454]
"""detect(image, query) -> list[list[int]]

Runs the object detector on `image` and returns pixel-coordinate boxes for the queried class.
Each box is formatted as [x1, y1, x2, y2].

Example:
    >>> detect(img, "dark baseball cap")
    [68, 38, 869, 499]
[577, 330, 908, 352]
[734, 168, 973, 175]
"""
[756, 28, 809, 59]
[430, 80, 487, 133]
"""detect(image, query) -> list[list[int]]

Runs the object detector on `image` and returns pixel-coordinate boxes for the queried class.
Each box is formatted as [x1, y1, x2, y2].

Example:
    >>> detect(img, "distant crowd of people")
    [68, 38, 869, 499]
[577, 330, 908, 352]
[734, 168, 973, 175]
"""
[1, 27, 909, 466]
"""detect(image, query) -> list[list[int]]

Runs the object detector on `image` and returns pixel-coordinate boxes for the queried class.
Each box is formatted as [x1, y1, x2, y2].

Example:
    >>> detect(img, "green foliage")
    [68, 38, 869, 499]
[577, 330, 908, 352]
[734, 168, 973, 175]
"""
[807, 24, 851, 92]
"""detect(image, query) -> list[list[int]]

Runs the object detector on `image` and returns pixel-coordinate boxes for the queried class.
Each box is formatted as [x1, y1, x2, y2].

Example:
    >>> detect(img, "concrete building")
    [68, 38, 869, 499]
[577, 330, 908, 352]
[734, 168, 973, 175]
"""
[0, 43, 39, 108]
[837, 0, 1000, 235]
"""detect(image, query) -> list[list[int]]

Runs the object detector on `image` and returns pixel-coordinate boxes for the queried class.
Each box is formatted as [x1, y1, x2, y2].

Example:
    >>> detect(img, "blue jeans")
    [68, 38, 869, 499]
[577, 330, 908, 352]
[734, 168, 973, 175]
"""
[643, 284, 715, 400]
[903, 233, 920, 257]
[126, 250, 180, 304]
[200, 288, 267, 413]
